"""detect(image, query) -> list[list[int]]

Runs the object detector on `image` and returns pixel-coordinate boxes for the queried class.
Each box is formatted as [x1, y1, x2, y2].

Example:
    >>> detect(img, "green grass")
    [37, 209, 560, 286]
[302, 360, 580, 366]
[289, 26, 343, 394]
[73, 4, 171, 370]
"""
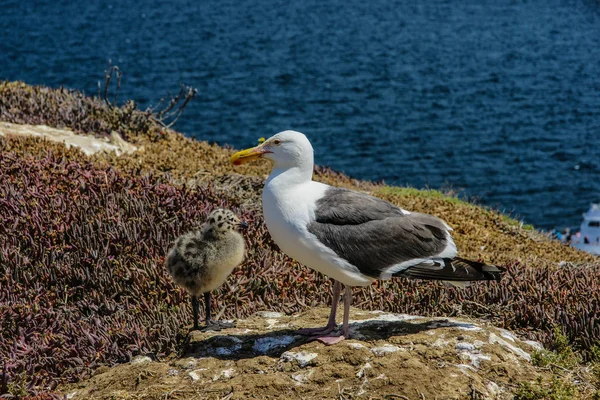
[501, 214, 535, 231]
[515, 376, 577, 400]
[531, 326, 581, 370]
[374, 185, 470, 206]
[515, 326, 600, 399]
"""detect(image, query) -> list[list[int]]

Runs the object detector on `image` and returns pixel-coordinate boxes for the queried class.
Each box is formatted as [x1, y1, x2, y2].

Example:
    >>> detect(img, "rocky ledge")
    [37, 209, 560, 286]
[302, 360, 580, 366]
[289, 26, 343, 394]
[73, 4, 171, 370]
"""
[61, 307, 551, 399]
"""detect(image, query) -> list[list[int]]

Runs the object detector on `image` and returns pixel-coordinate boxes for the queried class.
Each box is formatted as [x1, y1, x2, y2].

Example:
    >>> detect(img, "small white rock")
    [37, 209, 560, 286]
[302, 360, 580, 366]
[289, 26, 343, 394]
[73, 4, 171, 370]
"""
[130, 355, 152, 365]
[281, 351, 318, 368]
[371, 344, 400, 356]
[167, 369, 179, 376]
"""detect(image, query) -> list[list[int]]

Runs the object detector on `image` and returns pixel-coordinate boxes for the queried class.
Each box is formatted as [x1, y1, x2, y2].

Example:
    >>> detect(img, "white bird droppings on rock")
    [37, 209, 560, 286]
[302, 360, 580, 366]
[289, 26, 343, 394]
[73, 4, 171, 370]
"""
[456, 342, 491, 368]
[456, 364, 477, 374]
[292, 369, 314, 384]
[281, 351, 318, 368]
[451, 321, 483, 331]
[461, 351, 491, 368]
[489, 333, 531, 361]
[183, 359, 197, 369]
[222, 368, 234, 379]
[356, 362, 372, 378]
[371, 344, 401, 356]
[347, 342, 366, 349]
[349, 313, 421, 325]
[432, 338, 451, 348]
[499, 329, 517, 342]
[265, 318, 284, 329]
[212, 368, 234, 381]
[188, 369, 207, 381]
[487, 381, 501, 397]
[524, 340, 544, 351]
[258, 311, 284, 318]
[456, 342, 475, 351]
[252, 335, 297, 354]
[66, 391, 77, 399]
[130, 356, 152, 365]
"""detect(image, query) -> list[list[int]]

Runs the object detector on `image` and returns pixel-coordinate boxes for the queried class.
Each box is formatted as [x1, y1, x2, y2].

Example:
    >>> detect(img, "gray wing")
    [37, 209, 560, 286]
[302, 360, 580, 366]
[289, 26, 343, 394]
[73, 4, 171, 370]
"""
[307, 188, 451, 278]
[310, 187, 406, 224]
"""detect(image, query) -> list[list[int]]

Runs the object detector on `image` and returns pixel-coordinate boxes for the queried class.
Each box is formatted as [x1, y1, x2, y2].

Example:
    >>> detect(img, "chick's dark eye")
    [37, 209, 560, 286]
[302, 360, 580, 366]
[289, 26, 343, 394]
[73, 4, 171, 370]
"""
[272, 139, 281, 146]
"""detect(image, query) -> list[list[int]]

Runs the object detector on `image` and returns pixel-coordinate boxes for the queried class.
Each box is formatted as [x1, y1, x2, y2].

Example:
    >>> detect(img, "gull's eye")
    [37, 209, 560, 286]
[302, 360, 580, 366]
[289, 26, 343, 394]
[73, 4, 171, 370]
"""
[272, 139, 282, 146]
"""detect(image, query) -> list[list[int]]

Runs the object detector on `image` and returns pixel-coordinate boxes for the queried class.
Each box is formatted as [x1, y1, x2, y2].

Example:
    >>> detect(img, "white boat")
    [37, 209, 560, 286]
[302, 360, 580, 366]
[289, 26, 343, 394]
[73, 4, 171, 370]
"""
[571, 203, 600, 255]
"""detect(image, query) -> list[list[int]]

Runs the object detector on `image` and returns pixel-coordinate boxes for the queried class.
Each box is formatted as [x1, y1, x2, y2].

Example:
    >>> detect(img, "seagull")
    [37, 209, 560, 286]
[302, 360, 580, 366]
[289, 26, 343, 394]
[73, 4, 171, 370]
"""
[166, 209, 248, 331]
[231, 130, 504, 344]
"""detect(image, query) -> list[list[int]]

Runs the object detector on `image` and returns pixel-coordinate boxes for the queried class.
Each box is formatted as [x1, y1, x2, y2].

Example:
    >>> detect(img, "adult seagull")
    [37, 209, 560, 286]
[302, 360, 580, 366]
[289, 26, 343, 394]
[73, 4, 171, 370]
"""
[231, 130, 503, 344]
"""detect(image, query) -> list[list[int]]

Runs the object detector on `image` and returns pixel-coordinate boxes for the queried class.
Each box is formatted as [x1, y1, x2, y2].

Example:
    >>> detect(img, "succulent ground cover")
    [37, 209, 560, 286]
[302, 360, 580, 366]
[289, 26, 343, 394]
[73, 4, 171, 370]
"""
[1, 82, 599, 397]
[0, 81, 161, 143]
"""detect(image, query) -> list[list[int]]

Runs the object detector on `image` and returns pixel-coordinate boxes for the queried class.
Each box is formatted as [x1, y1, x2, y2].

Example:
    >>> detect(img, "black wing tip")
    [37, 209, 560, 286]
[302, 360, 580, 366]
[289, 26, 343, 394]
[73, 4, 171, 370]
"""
[481, 264, 505, 281]
[452, 257, 505, 281]
[396, 257, 506, 282]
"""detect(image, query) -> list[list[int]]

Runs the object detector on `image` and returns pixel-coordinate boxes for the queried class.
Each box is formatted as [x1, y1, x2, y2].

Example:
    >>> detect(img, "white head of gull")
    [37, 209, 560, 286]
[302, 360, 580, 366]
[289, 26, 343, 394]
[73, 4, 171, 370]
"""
[232, 130, 504, 344]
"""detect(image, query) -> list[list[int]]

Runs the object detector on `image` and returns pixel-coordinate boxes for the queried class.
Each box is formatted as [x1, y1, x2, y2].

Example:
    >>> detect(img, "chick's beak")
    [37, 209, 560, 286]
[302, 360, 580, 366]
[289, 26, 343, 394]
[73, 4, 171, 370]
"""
[237, 220, 249, 230]
[231, 144, 270, 165]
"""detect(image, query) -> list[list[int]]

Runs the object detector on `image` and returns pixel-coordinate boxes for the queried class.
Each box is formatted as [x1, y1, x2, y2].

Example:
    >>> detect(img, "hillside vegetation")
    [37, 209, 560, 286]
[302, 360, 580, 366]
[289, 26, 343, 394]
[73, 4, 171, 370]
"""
[1, 81, 599, 398]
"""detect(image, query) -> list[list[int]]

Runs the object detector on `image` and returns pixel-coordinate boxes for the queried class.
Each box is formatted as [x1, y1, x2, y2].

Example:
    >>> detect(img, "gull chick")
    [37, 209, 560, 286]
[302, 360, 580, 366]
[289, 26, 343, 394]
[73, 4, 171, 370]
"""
[166, 209, 247, 331]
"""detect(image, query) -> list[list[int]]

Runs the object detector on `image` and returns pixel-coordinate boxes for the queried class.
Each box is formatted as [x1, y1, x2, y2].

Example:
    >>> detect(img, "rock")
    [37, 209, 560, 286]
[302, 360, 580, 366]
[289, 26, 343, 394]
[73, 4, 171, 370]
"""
[252, 335, 297, 355]
[59, 307, 550, 400]
[0, 122, 137, 155]
[280, 351, 318, 368]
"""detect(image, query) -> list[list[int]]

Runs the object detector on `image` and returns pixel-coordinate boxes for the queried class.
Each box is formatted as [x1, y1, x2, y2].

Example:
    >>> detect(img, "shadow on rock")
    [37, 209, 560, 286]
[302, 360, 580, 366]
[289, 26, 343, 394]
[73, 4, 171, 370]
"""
[182, 316, 470, 361]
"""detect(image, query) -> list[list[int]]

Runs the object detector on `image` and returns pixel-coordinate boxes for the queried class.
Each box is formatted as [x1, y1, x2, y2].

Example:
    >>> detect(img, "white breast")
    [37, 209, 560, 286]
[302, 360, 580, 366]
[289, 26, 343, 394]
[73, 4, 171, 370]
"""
[262, 180, 374, 287]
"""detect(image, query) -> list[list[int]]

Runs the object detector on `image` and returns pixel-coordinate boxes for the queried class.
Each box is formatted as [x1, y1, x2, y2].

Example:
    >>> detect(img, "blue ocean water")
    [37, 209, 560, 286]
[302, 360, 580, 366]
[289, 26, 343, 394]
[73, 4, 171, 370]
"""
[1, 0, 599, 230]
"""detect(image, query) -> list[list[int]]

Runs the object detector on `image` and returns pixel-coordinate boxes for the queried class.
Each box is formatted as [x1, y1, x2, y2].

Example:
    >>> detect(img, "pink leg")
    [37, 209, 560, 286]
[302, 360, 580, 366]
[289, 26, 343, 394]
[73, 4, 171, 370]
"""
[342, 285, 351, 337]
[296, 280, 341, 336]
[317, 285, 352, 345]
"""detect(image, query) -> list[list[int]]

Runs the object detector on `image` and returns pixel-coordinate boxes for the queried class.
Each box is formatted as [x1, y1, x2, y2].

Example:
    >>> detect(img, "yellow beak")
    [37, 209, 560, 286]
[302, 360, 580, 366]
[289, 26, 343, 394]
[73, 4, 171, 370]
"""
[231, 144, 269, 166]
